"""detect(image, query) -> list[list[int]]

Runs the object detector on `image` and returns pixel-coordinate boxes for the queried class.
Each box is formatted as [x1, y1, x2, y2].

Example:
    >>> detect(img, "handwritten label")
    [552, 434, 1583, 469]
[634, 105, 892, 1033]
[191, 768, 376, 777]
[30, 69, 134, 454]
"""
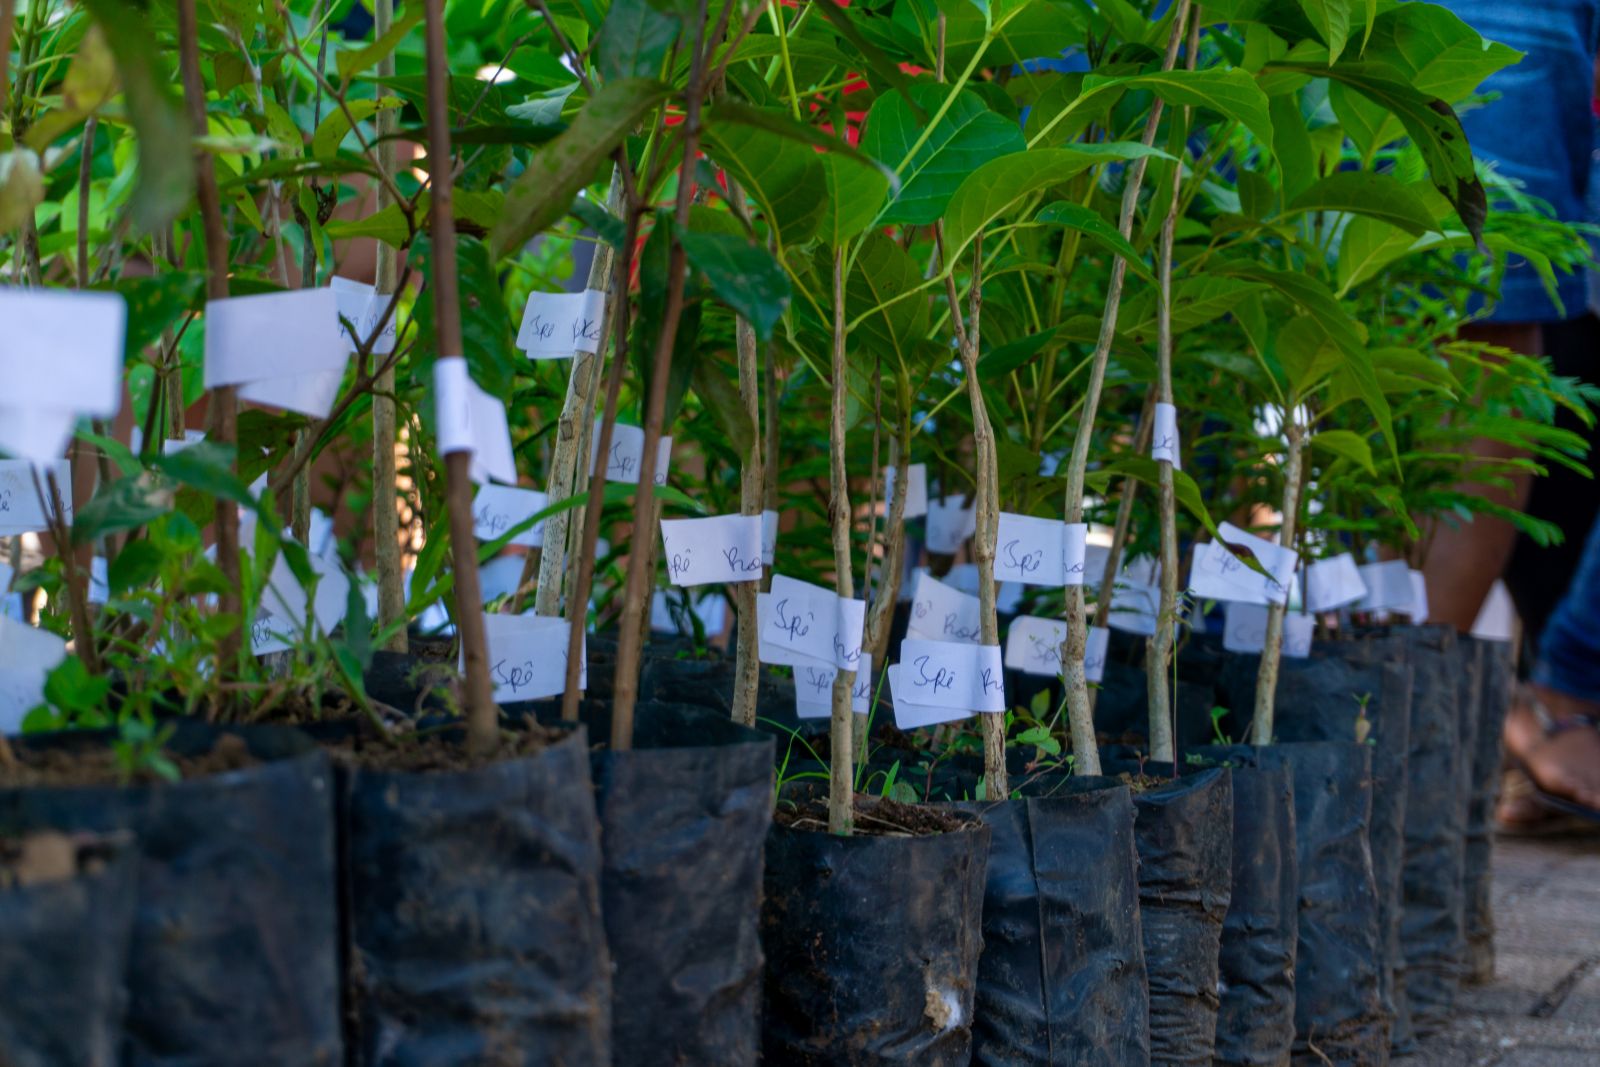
[253, 544, 350, 655]
[1105, 554, 1160, 636]
[1085, 625, 1110, 682]
[1222, 602, 1270, 654]
[660, 514, 764, 587]
[793, 652, 872, 720]
[762, 509, 779, 561]
[473, 485, 548, 547]
[1005, 615, 1066, 677]
[1283, 612, 1315, 658]
[925, 497, 976, 554]
[1152, 402, 1181, 469]
[434, 358, 516, 485]
[1305, 553, 1367, 613]
[0, 288, 126, 418]
[205, 289, 348, 389]
[886, 664, 971, 730]
[882, 463, 928, 519]
[0, 459, 72, 536]
[760, 575, 865, 670]
[516, 289, 607, 358]
[476, 613, 583, 702]
[898, 638, 1006, 713]
[591, 423, 672, 486]
[906, 571, 982, 645]
[330, 276, 398, 355]
[1406, 569, 1430, 624]
[1355, 560, 1413, 613]
[1190, 523, 1298, 607]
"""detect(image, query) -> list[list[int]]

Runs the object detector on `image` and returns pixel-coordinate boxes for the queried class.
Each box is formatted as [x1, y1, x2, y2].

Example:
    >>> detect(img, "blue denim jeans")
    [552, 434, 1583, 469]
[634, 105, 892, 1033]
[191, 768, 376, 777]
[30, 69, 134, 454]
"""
[1535, 508, 1600, 700]
[1442, 0, 1599, 322]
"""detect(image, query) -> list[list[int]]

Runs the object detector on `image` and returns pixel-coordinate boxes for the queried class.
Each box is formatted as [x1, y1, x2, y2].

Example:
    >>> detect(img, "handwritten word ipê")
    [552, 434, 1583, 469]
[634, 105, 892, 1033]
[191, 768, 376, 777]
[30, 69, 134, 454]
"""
[773, 598, 812, 641]
[913, 655, 955, 694]
[1003, 539, 1043, 576]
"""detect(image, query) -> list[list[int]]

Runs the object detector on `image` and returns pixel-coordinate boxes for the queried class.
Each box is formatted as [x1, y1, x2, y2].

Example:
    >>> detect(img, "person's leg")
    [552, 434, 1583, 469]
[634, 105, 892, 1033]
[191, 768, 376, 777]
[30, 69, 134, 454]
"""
[1421, 322, 1541, 631]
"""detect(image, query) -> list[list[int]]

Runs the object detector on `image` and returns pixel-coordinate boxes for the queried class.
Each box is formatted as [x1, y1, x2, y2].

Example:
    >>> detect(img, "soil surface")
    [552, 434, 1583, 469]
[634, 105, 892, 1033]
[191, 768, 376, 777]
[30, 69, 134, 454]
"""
[327, 718, 565, 774]
[775, 793, 976, 838]
[0, 733, 256, 788]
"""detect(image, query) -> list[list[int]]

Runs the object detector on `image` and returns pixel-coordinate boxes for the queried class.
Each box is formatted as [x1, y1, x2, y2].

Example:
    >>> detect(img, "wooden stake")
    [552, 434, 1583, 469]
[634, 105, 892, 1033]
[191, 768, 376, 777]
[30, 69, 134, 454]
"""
[827, 248, 855, 835]
[1252, 421, 1304, 745]
[729, 181, 763, 729]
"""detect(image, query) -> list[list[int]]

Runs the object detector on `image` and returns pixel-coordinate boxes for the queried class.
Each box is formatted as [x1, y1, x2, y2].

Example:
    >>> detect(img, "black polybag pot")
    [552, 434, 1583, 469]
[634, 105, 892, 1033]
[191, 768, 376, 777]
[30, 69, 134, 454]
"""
[1221, 640, 1411, 1051]
[761, 802, 990, 1065]
[1101, 760, 1233, 1067]
[1254, 742, 1385, 1067]
[1187, 746, 1299, 1067]
[1392, 624, 1465, 1034]
[1464, 637, 1513, 984]
[0, 834, 137, 1067]
[534, 699, 776, 1067]
[338, 725, 612, 1066]
[0, 721, 342, 1066]
[954, 776, 1150, 1067]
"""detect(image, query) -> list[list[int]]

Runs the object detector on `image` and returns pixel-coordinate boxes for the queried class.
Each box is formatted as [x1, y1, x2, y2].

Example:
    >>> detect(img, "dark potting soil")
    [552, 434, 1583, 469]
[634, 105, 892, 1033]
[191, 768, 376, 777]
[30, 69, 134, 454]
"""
[0, 730, 257, 787]
[325, 718, 565, 773]
[0, 831, 137, 1067]
[1187, 746, 1300, 1067]
[776, 793, 971, 836]
[762, 798, 990, 1066]
[0, 721, 343, 1066]
[959, 776, 1150, 1067]
[1100, 760, 1234, 1067]
[339, 723, 612, 1067]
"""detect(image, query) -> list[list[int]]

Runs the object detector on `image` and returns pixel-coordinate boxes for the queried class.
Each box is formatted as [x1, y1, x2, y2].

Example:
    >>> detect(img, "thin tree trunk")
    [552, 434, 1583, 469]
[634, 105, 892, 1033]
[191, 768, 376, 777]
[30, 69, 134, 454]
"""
[864, 385, 910, 671]
[423, 0, 497, 755]
[762, 335, 780, 594]
[729, 183, 763, 728]
[372, 0, 406, 652]
[1060, 0, 1191, 777]
[1092, 391, 1155, 632]
[609, 0, 717, 751]
[827, 248, 856, 835]
[535, 171, 624, 617]
[1252, 422, 1304, 745]
[178, 0, 242, 687]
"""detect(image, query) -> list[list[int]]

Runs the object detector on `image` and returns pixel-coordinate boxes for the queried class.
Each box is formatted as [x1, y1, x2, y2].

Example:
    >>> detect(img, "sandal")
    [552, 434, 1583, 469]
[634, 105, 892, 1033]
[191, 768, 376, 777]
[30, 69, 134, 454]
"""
[1495, 767, 1600, 837]
[1504, 690, 1600, 824]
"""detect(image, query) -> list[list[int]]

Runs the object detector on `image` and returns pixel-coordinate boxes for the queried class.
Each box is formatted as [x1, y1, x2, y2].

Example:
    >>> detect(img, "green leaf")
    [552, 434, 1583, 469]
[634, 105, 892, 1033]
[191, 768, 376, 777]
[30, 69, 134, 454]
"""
[1269, 92, 1317, 200]
[507, 82, 580, 127]
[1360, 2, 1522, 103]
[336, 6, 425, 84]
[112, 272, 204, 356]
[1215, 263, 1366, 356]
[819, 154, 890, 245]
[596, 0, 681, 83]
[0, 151, 44, 232]
[849, 233, 931, 375]
[79, 0, 194, 232]
[1310, 429, 1376, 473]
[491, 78, 672, 257]
[702, 119, 826, 248]
[571, 196, 625, 249]
[108, 538, 164, 594]
[689, 355, 755, 459]
[679, 229, 792, 341]
[859, 85, 1026, 226]
[1053, 68, 1276, 151]
[311, 97, 402, 161]
[410, 235, 518, 397]
[1297, 0, 1352, 63]
[1265, 58, 1486, 244]
[1284, 171, 1440, 235]
[1335, 346, 1400, 472]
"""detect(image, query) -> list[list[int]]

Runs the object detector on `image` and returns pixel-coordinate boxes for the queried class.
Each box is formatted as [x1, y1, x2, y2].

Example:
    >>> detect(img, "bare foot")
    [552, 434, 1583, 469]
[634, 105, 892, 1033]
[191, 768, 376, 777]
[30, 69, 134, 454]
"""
[1502, 686, 1600, 816]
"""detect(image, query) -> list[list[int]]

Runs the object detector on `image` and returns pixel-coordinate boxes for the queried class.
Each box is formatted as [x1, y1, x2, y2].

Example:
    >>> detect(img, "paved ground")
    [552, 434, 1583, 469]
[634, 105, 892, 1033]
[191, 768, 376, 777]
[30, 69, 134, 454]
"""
[1400, 834, 1600, 1066]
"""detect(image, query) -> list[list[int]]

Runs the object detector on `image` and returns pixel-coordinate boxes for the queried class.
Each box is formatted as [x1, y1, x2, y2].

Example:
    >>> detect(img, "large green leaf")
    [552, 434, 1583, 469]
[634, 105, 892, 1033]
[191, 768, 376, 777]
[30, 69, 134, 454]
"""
[942, 142, 1169, 264]
[595, 0, 681, 83]
[859, 85, 1026, 226]
[491, 78, 671, 257]
[1360, 2, 1521, 102]
[1121, 276, 1268, 345]
[1310, 428, 1376, 473]
[848, 233, 930, 374]
[679, 229, 792, 341]
[819, 154, 890, 246]
[1297, 0, 1352, 63]
[1217, 263, 1366, 356]
[1035, 200, 1154, 283]
[311, 98, 403, 161]
[702, 118, 826, 248]
[409, 235, 518, 397]
[1284, 171, 1440, 235]
[79, 0, 194, 233]
[1265, 59, 1486, 243]
[336, 6, 425, 84]
[1038, 67, 1275, 151]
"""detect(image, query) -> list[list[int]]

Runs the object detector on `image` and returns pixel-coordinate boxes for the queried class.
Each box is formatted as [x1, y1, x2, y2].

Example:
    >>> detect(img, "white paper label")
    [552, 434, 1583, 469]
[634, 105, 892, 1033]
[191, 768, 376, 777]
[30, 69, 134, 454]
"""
[991, 514, 1088, 587]
[925, 497, 976, 554]
[760, 575, 864, 670]
[794, 652, 872, 720]
[517, 289, 608, 358]
[205, 289, 349, 389]
[477, 554, 526, 605]
[1283, 612, 1315, 658]
[0, 409, 76, 466]
[1217, 521, 1298, 603]
[894, 637, 1006, 716]
[253, 543, 349, 654]
[1356, 560, 1414, 613]
[1223, 602, 1270, 653]
[240, 369, 344, 418]
[591, 423, 671, 485]
[882, 463, 928, 519]
[1005, 615, 1067, 676]
[0, 459, 71, 535]
[0, 288, 126, 417]
[434, 358, 516, 485]
[661, 514, 764, 587]
[0, 615, 67, 733]
[473, 485, 548, 547]
[1107, 555, 1161, 636]
[906, 570, 982, 644]
[762, 509, 779, 560]
[1152, 402, 1181, 469]
[330, 276, 397, 355]
[1188, 541, 1269, 606]
[1407, 569, 1430, 624]
[479, 613, 583, 702]
[1085, 624, 1110, 682]
[1305, 553, 1367, 613]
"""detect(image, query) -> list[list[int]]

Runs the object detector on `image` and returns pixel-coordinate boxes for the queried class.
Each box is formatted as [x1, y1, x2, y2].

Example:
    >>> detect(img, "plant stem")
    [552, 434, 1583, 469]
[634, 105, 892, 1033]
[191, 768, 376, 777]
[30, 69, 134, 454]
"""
[35, 469, 98, 675]
[729, 181, 763, 728]
[1059, 0, 1191, 777]
[1092, 391, 1155, 633]
[1252, 420, 1304, 745]
[372, 0, 406, 653]
[178, 0, 242, 690]
[535, 170, 623, 618]
[1146, 8, 1197, 765]
[827, 247, 855, 835]
[864, 381, 910, 670]
[609, 0, 717, 752]
[762, 325, 779, 594]
[422, 0, 497, 755]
